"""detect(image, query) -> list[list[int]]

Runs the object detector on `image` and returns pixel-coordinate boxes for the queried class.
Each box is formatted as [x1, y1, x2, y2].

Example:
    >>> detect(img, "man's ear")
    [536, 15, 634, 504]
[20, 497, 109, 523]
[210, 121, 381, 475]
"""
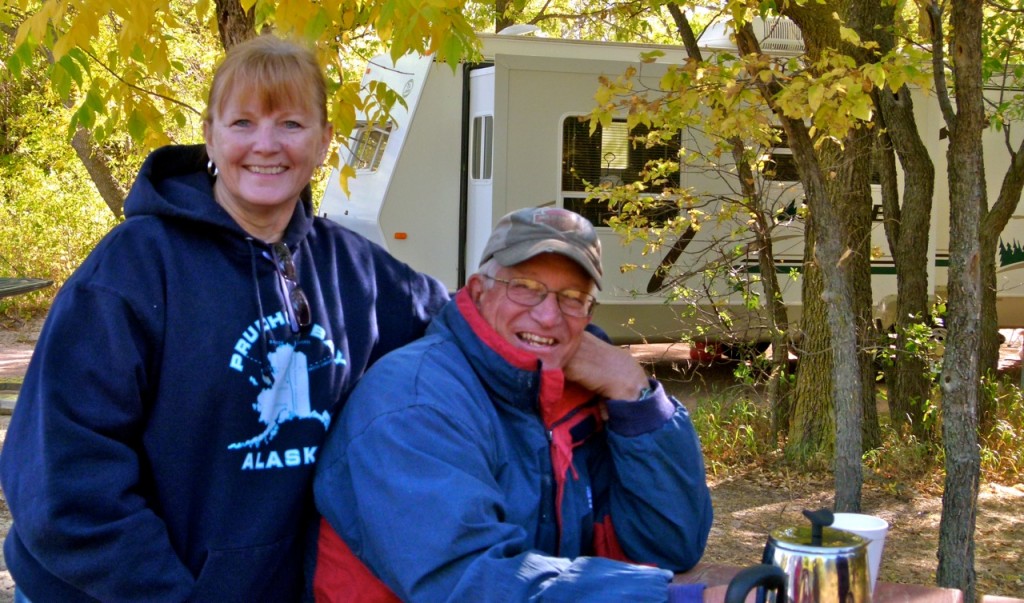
[465, 274, 486, 306]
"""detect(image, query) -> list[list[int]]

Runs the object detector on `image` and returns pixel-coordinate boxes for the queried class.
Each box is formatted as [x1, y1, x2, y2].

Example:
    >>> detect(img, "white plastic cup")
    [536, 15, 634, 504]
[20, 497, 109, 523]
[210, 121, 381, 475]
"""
[831, 512, 889, 594]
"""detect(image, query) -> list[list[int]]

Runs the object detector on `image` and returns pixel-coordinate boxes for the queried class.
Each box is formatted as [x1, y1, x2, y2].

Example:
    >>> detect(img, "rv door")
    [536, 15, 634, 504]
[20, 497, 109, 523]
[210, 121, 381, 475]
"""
[462, 66, 496, 285]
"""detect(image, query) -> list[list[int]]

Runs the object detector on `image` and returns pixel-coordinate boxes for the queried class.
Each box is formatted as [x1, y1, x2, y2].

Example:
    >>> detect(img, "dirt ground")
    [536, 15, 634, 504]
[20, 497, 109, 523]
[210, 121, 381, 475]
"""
[0, 321, 1021, 599]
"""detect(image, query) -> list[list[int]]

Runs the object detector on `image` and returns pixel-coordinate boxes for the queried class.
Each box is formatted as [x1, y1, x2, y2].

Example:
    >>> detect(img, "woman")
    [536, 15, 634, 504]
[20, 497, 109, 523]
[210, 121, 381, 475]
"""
[0, 35, 448, 602]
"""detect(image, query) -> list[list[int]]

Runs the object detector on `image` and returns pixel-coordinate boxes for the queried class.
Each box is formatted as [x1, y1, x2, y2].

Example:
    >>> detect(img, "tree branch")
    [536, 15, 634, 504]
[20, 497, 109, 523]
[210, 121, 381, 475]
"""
[984, 0, 1024, 12]
[929, 1, 957, 127]
[80, 48, 201, 116]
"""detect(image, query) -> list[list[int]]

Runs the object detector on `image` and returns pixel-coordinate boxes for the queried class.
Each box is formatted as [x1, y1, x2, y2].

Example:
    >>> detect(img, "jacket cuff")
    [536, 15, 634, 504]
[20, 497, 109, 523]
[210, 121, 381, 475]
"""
[605, 379, 677, 437]
[668, 583, 706, 603]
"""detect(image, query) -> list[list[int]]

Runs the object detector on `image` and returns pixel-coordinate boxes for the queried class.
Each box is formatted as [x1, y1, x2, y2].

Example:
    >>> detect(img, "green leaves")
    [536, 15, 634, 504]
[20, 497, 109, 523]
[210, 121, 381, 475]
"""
[69, 87, 104, 133]
[5, 41, 35, 80]
[807, 83, 824, 112]
[838, 25, 860, 45]
[50, 52, 86, 99]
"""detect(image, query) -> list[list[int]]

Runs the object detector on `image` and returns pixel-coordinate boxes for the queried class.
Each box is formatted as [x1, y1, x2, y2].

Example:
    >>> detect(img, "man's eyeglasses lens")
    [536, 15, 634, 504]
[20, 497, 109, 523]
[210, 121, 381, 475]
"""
[272, 242, 312, 331]
[487, 276, 596, 318]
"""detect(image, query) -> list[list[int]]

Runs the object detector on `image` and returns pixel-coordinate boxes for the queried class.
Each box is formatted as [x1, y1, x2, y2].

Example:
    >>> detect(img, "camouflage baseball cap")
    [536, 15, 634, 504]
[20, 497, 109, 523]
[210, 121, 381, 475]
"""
[479, 207, 603, 289]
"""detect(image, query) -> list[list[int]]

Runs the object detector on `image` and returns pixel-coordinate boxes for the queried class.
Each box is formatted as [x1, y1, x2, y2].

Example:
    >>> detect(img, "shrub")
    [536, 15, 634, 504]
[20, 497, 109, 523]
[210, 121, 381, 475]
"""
[691, 394, 776, 476]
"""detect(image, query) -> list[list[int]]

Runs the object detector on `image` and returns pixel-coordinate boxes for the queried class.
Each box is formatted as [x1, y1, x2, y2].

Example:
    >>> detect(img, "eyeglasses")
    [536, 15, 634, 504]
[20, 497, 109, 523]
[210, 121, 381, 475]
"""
[483, 275, 597, 318]
[271, 242, 312, 332]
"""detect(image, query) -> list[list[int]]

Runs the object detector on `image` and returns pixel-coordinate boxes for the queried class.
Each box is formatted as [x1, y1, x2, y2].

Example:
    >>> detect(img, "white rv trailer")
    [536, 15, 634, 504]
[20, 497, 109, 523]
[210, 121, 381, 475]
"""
[319, 29, 1024, 345]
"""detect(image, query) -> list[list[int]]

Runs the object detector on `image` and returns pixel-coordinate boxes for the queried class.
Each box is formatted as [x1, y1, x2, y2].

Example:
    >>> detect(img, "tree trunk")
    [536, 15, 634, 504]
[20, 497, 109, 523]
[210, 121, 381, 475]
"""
[979, 136, 1024, 428]
[214, 0, 256, 50]
[495, 0, 514, 34]
[843, 0, 888, 455]
[870, 0, 937, 438]
[772, 3, 874, 508]
[843, 130, 882, 453]
[817, 120, 879, 461]
[754, 205, 795, 439]
[71, 129, 127, 218]
[875, 85, 935, 438]
[979, 235, 999, 425]
[787, 127, 876, 463]
[789, 221, 834, 460]
[933, 1, 983, 599]
[31, 34, 128, 218]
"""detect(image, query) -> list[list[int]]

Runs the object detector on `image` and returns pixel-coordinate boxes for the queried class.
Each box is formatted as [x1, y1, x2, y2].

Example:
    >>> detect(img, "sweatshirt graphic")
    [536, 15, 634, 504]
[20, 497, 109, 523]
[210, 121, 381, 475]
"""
[229, 336, 333, 451]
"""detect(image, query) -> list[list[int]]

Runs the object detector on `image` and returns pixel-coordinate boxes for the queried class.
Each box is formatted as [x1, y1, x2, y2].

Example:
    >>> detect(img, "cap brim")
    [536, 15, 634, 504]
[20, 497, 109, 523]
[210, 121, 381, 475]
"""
[493, 241, 603, 290]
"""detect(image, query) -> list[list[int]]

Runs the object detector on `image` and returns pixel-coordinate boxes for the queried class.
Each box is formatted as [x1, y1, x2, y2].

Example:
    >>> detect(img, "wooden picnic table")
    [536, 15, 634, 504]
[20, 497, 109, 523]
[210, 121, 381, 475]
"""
[0, 277, 52, 300]
[674, 562, 976, 603]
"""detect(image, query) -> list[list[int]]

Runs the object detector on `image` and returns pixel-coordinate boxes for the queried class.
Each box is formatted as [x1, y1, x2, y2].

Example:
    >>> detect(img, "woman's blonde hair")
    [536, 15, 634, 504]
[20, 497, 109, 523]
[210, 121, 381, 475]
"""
[205, 35, 328, 126]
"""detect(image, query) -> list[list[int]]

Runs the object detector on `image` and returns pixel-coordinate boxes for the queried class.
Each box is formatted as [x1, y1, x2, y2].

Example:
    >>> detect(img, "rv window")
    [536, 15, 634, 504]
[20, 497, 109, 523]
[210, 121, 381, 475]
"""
[561, 117, 679, 194]
[349, 122, 392, 171]
[764, 150, 800, 182]
[763, 127, 880, 184]
[472, 115, 493, 180]
[561, 116, 680, 227]
[763, 127, 799, 182]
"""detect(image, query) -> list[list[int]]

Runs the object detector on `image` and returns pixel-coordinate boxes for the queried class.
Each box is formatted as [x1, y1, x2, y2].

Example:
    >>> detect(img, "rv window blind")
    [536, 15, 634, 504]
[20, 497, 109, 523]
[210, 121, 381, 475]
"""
[472, 115, 493, 180]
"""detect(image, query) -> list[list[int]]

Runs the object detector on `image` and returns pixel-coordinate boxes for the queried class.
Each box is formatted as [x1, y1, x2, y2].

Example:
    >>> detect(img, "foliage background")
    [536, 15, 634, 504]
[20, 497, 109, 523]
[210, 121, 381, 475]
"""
[1, 35, 119, 320]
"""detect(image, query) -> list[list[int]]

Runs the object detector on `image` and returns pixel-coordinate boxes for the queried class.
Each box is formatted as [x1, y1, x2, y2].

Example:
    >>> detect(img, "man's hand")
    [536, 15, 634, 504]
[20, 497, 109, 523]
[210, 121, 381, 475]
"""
[563, 332, 650, 401]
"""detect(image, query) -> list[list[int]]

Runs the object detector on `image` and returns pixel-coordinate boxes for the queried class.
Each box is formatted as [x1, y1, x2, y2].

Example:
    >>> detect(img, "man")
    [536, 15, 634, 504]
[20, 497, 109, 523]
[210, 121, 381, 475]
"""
[313, 207, 713, 602]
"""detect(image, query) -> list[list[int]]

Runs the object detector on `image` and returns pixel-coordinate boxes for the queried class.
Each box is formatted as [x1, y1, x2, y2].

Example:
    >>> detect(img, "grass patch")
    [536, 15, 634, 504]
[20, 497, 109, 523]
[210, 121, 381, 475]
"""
[690, 397, 776, 477]
[979, 375, 1024, 483]
[691, 379, 1024, 488]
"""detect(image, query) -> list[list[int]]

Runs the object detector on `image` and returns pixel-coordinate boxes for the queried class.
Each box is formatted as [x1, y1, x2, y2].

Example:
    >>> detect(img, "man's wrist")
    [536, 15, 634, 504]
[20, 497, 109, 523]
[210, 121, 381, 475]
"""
[608, 378, 649, 401]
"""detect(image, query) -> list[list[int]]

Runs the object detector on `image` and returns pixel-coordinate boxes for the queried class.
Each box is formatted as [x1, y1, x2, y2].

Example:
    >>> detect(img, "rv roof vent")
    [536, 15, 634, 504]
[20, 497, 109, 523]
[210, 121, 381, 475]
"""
[699, 16, 805, 56]
[754, 17, 804, 53]
[497, 24, 543, 36]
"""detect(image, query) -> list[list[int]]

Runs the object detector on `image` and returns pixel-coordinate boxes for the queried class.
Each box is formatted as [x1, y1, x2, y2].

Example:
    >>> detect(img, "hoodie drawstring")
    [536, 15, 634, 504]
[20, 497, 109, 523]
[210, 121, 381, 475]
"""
[246, 237, 273, 386]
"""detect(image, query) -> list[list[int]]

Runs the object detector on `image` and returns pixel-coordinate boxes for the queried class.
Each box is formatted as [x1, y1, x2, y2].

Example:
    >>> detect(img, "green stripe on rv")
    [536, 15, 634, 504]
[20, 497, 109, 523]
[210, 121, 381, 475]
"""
[746, 266, 899, 275]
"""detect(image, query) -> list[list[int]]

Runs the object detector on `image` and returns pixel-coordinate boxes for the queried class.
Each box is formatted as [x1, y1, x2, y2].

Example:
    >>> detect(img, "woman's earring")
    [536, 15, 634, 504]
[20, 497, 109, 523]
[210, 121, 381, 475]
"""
[207, 160, 219, 177]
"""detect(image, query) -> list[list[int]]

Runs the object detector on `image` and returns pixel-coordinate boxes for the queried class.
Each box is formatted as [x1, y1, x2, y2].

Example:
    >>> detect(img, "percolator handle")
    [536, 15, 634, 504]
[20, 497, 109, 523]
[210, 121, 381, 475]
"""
[724, 564, 788, 603]
[802, 508, 835, 546]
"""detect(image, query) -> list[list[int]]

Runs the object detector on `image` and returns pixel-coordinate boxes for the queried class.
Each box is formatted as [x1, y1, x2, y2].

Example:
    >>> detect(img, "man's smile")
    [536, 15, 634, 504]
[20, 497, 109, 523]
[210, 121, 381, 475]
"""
[518, 332, 557, 347]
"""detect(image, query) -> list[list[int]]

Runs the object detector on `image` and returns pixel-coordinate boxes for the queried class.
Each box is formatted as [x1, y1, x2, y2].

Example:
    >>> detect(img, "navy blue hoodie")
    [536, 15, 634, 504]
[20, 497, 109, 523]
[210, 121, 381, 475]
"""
[0, 144, 449, 602]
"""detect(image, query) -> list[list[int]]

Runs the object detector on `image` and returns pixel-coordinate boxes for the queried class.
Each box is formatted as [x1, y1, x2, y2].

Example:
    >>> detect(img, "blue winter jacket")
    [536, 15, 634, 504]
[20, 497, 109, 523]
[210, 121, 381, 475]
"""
[0, 144, 449, 602]
[313, 290, 713, 602]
